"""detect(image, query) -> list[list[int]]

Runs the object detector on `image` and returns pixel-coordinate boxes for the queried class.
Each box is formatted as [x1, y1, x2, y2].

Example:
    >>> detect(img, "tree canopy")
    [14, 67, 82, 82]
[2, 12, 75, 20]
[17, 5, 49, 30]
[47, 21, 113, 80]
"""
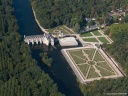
[104, 23, 128, 74]
[30, 0, 128, 29]
[0, 0, 64, 96]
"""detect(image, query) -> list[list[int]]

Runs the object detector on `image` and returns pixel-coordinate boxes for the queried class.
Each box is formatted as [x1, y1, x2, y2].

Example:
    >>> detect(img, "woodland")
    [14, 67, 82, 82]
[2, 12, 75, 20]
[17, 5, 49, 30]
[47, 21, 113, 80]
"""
[30, 0, 128, 29]
[0, 0, 64, 96]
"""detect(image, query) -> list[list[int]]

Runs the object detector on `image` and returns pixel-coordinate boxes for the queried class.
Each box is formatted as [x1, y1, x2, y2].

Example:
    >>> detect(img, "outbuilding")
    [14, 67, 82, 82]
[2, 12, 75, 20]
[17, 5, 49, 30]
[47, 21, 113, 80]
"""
[59, 37, 78, 46]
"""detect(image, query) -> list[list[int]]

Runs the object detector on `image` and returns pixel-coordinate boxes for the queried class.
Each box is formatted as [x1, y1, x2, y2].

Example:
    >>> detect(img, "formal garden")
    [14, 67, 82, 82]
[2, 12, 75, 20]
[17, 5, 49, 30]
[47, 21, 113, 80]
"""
[80, 30, 110, 43]
[68, 48, 117, 80]
[48, 25, 74, 35]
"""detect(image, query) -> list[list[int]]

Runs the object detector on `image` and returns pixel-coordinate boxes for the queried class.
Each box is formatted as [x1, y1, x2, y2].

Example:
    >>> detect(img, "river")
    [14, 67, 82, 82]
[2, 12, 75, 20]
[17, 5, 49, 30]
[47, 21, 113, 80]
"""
[13, 0, 83, 96]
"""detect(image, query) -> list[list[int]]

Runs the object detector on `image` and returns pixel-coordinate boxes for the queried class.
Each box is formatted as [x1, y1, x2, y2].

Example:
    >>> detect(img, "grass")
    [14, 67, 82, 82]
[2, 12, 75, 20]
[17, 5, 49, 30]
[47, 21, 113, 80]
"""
[48, 27, 57, 34]
[70, 53, 85, 64]
[48, 25, 74, 35]
[69, 51, 86, 64]
[69, 50, 88, 60]
[87, 66, 100, 78]
[94, 51, 105, 61]
[80, 32, 93, 37]
[96, 65, 115, 76]
[92, 30, 101, 36]
[56, 27, 68, 35]
[61, 26, 74, 34]
[88, 61, 96, 65]
[67, 48, 117, 79]
[97, 62, 114, 72]
[83, 38, 98, 42]
[48, 26, 62, 35]
[69, 50, 88, 64]
[98, 37, 109, 43]
[78, 64, 89, 77]
[84, 49, 95, 60]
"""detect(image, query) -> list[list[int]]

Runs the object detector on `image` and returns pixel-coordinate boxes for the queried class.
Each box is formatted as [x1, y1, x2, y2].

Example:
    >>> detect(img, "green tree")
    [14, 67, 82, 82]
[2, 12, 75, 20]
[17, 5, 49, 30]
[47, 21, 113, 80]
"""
[40, 52, 53, 67]
[74, 23, 80, 33]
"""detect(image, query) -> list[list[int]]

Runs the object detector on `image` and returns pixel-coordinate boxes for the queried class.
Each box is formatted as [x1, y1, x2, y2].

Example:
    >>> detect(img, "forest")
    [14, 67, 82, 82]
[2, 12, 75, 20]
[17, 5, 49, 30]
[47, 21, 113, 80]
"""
[104, 23, 128, 74]
[30, 0, 128, 29]
[0, 0, 64, 96]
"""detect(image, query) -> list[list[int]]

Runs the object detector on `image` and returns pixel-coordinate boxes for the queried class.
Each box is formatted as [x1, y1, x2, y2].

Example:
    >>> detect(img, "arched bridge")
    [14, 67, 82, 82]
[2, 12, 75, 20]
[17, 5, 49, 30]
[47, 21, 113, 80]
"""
[24, 33, 54, 46]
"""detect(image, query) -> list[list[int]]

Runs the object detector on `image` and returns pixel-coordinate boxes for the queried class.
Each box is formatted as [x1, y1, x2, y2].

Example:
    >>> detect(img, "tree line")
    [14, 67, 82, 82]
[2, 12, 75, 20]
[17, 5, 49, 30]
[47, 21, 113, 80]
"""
[30, 0, 128, 30]
[0, 0, 64, 96]
[104, 23, 128, 74]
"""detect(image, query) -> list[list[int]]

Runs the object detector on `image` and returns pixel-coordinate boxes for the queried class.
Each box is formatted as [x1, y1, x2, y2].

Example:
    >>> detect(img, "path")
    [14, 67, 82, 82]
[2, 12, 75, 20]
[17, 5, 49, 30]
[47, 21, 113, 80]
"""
[82, 50, 90, 60]
[91, 32, 102, 43]
[98, 30, 113, 43]
[85, 66, 91, 79]
[93, 65, 102, 77]
[71, 52, 87, 61]
[92, 49, 97, 60]
[32, 8, 49, 33]
[60, 27, 70, 34]
[63, 25, 75, 34]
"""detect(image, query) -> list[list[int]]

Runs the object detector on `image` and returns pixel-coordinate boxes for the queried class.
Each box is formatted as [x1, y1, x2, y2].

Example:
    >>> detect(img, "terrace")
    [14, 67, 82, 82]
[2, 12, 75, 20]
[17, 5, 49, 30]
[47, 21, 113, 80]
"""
[61, 47, 123, 83]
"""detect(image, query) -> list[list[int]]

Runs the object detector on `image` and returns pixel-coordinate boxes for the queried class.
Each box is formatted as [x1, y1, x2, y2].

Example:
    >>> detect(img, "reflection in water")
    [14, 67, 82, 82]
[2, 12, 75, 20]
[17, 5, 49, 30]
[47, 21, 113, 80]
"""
[31, 44, 83, 96]
[13, 0, 83, 95]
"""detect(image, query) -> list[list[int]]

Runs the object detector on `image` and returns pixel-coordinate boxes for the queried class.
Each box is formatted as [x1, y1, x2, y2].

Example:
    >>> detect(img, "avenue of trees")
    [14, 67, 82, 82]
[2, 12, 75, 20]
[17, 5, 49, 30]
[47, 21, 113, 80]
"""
[0, 0, 64, 96]
[30, 0, 128, 29]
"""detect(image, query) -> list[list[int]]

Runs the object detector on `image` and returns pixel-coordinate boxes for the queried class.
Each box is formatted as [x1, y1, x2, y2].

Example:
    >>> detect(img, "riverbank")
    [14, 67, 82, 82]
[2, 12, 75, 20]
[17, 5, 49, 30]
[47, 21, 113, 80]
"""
[14, 0, 84, 95]
[32, 7, 49, 33]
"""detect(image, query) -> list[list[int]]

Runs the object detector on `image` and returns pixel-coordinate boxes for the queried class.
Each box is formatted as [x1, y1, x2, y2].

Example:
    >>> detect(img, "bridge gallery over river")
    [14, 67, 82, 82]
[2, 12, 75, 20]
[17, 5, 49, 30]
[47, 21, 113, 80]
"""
[24, 33, 54, 46]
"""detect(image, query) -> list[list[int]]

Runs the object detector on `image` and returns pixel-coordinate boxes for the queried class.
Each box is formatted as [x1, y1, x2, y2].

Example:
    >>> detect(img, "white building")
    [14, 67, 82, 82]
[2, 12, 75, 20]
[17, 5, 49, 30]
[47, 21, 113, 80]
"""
[59, 37, 78, 46]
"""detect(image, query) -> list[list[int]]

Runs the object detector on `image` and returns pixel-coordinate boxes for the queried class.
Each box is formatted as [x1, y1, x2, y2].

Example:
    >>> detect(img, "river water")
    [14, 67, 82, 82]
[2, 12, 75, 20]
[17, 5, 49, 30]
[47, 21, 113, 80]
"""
[13, 0, 83, 96]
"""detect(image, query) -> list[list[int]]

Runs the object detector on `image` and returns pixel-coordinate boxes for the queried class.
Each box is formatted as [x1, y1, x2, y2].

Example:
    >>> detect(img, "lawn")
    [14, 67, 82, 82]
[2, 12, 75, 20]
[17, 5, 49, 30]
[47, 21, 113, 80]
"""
[57, 27, 68, 35]
[88, 61, 96, 65]
[61, 26, 74, 34]
[92, 30, 101, 36]
[83, 38, 98, 42]
[87, 66, 100, 78]
[98, 37, 109, 43]
[67, 48, 118, 80]
[69, 51, 86, 64]
[69, 50, 88, 60]
[80, 32, 93, 37]
[78, 64, 89, 77]
[96, 65, 115, 76]
[48, 25, 70, 35]
[48, 26, 61, 33]
[94, 51, 105, 61]
[69, 50, 91, 64]
[48, 27, 57, 34]
[97, 62, 114, 72]
[84, 49, 95, 60]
